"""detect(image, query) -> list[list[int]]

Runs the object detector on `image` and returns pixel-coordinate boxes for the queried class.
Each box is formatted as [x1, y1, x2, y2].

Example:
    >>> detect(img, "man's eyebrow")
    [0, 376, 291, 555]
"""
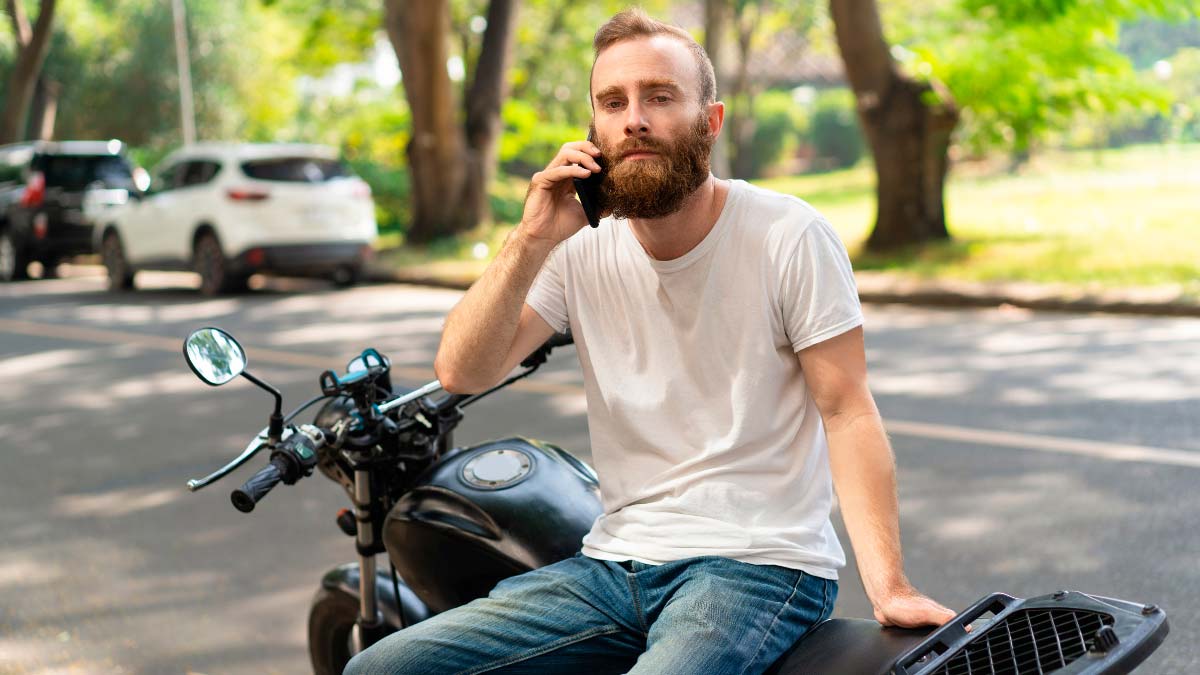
[593, 79, 684, 101]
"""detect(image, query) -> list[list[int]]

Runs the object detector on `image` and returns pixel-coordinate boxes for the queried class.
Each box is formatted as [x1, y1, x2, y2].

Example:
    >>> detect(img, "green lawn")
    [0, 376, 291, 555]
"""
[380, 143, 1200, 297]
[758, 143, 1200, 295]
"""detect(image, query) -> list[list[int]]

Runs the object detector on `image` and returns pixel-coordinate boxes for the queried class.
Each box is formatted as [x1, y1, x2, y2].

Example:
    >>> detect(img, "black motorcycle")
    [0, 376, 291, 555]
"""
[181, 327, 1169, 674]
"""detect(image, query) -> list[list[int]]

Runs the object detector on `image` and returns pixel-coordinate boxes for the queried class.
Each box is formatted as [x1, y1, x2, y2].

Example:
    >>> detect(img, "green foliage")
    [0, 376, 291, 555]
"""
[884, 0, 1197, 158]
[809, 89, 865, 170]
[1161, 48, 1200, 142]
[738, 89, 808, 178]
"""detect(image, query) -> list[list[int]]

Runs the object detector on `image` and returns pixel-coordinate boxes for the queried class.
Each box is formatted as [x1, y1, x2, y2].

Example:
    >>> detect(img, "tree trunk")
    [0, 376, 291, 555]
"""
[705, 0, 732, 179]
[463, 0, 518, 232]
[26, 76, 59, 140]
[385, 0, 470, 243]
[726, 0, 766, 180]
[385, 0, 518, 244]
[829, 0, 957, 251]
[0, 0, 58, 145]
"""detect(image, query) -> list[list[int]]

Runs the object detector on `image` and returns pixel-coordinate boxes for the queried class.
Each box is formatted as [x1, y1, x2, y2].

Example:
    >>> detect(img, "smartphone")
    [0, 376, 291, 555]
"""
[573, 129, 607, 228]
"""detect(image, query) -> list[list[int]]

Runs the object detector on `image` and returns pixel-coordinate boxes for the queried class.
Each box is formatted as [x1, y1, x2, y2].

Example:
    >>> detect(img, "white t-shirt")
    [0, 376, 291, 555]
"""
[525, 179, 863, 579]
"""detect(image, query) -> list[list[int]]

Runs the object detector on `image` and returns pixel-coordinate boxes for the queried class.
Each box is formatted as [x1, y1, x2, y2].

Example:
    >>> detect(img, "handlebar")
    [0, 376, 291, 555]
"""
[229, 425, 325, 512]
[231, 457, 285, 513]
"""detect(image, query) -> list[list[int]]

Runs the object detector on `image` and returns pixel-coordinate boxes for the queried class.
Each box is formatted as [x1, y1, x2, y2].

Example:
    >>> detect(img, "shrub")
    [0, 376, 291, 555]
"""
[810, 89, 865, 170]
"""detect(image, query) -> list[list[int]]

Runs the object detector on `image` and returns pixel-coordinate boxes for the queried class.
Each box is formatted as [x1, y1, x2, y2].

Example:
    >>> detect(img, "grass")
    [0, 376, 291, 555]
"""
[759, 143, 1200, 296]
[380, 143, 1200, 298]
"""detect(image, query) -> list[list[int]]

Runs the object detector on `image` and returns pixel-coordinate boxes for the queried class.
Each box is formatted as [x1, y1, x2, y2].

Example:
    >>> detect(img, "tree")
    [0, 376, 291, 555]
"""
[829, 0, 957, 251]
[1, 0, 57, 143]
[384, 0, 519, 243]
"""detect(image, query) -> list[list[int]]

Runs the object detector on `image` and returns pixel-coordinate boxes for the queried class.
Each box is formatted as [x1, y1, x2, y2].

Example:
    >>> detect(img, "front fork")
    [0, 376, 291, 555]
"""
[351, 467, 388, 653]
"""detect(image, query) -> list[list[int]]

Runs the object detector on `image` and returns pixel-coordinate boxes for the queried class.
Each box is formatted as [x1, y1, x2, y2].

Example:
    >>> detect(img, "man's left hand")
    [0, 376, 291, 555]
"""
[872, 586, 958, 628]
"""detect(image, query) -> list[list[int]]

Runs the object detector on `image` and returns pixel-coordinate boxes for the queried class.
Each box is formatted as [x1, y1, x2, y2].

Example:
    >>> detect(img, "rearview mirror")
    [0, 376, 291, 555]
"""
[184, 327, 247, 386]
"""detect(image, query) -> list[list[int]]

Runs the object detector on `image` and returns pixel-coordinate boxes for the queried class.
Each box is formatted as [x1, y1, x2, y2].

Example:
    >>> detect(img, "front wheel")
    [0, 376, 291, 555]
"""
[0, 229, 29, 282]
[101, 231, 135, 291]
[194, 232, 246, 295]
[330, 262, 363, 288]
[308, 588, 360, 675]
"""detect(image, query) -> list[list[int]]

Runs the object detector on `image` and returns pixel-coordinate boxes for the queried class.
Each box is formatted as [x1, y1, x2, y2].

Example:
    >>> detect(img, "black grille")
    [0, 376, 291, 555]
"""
[932, 608, 1115, 675]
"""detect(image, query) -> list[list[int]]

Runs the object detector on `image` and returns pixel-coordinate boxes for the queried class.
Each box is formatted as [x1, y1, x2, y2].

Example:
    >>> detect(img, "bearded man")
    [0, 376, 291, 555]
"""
[346, 8, 954, 674]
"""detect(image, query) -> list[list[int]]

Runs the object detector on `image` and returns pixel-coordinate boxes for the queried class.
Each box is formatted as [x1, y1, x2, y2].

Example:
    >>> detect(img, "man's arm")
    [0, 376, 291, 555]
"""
[433, 233, 557, 393]
[434, 140, 603, 393]
[798, 326, 956, 628]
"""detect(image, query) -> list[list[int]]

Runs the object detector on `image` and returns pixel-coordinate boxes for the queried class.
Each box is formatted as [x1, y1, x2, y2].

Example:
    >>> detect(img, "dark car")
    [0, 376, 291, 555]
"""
[0, 140, 137, 281]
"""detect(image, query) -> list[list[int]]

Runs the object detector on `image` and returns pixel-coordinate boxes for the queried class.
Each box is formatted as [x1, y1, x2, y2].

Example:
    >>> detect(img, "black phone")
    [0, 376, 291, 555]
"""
[573, 130, 607, 228]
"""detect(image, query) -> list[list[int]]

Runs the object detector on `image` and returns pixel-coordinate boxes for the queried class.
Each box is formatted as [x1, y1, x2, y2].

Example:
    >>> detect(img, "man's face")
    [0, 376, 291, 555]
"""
[589, 36, 720, 220]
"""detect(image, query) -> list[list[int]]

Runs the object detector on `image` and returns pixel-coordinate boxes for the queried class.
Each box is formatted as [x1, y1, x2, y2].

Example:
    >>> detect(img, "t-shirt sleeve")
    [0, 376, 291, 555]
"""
[780, 218, 864, 352]
[524, 242, 570, 333]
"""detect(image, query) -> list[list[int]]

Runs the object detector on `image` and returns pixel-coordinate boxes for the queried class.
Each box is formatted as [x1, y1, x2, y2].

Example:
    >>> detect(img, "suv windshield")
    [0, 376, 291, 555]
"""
[34, 154, 135, 190]
[240, 157, 351, 183]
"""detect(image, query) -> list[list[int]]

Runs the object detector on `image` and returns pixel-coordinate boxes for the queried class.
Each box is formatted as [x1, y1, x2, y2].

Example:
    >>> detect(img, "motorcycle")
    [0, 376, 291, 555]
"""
[181, 326, 1169, 674]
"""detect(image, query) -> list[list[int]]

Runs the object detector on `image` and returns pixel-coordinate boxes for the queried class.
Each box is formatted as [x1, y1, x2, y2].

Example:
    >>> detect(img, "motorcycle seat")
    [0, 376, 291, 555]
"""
[767, 618, 935, 675]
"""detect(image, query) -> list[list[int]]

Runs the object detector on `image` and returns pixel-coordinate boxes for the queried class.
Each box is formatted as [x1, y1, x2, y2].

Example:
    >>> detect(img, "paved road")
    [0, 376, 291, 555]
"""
[2, 269, 1198, 674]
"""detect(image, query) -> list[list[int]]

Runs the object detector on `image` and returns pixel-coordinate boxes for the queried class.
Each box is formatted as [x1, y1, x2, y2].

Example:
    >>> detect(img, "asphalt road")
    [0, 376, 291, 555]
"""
[2, 268, 1198, 674]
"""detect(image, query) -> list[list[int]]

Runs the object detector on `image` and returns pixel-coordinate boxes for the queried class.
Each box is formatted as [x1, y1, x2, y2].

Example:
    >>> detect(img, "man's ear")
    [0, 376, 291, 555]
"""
[707, 101, 726, 139]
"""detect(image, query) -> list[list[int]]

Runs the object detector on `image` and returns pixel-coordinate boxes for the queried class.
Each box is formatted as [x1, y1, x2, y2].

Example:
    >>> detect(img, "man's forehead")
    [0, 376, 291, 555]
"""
[591, 35, 701, 99]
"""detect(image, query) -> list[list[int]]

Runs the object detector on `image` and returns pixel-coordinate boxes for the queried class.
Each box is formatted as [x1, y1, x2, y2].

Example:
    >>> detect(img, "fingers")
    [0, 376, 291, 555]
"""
[530, 164, 593, 191]
[549, 145, 603, 172]
[875, 596, 959, 629]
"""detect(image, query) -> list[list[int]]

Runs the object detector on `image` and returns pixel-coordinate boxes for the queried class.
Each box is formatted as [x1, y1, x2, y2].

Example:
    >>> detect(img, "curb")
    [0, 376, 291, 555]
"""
[367, 263, 1200, 318]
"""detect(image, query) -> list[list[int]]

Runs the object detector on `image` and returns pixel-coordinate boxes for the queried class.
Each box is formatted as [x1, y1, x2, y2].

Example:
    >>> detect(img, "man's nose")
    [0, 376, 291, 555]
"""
[623, 102, 650, 137]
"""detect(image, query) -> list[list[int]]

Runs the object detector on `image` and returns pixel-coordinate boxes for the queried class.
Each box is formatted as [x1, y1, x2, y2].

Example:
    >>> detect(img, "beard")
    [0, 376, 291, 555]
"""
[590, 112, 714, 220]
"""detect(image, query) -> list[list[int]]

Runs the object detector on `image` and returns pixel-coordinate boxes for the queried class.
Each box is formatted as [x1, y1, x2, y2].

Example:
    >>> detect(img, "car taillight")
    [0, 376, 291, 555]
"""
[226, 187, 270, 202]
[244, 247, 265, 266]
[20, 171, 45, 208]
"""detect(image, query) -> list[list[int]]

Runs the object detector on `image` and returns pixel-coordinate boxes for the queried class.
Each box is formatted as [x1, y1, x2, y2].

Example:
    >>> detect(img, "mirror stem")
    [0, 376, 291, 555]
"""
[241, 370, 285, 443]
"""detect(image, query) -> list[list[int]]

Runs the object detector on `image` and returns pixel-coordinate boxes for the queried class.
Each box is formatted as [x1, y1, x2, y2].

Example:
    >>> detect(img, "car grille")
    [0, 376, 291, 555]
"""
[931, 608, 1115, 675]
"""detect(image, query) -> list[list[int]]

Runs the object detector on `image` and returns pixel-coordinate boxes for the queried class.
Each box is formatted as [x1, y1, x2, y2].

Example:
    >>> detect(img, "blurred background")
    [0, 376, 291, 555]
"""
[3, 2, 1200, 674]
[1, 0, 1197, 293]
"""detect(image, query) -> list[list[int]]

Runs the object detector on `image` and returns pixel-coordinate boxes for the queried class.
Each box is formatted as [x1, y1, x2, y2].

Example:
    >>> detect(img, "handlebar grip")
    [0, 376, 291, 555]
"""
[231, 460, 284, 513]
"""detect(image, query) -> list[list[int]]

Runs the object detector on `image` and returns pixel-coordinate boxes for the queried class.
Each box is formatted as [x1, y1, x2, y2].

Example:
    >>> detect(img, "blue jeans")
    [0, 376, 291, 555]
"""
[344, 553, 837, 675]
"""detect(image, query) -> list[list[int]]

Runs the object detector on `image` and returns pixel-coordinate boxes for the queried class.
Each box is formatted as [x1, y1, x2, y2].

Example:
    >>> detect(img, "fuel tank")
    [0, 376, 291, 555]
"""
[383, 437, 603, 614]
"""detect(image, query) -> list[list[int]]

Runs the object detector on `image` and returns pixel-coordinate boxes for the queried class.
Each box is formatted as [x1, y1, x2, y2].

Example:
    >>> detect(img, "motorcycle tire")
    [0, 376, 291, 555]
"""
[308, 587, 359, 675]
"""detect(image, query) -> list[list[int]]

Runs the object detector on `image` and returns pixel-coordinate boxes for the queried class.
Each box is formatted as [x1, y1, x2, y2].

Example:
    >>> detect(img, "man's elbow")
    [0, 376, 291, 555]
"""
[433, 354, 490, 395]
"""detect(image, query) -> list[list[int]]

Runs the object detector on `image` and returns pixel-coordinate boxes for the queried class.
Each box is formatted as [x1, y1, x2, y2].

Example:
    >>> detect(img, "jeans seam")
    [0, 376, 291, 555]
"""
[626, 573, 649, 635]
[460, 624, 623, 675]
[737, 571, 805, 675]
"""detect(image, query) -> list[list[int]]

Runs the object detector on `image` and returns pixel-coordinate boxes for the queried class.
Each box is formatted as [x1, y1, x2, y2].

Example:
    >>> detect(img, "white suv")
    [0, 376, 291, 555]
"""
[96, 143, 378, 294]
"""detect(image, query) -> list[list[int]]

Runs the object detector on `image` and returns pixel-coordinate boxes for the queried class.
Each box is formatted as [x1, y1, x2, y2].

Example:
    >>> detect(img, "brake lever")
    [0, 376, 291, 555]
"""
[185, 425, 295, 492]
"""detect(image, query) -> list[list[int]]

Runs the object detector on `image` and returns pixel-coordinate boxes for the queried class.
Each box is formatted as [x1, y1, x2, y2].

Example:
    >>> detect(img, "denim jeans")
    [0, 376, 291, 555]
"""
[344, 553, 837, 675]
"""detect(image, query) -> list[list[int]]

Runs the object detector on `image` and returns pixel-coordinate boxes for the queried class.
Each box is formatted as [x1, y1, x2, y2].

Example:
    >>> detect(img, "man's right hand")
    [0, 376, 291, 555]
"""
[518, 140, 604, 246]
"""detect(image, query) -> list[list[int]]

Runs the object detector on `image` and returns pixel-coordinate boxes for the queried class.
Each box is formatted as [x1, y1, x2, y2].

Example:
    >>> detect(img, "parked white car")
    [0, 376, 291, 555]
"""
[96, 143, 377, 294]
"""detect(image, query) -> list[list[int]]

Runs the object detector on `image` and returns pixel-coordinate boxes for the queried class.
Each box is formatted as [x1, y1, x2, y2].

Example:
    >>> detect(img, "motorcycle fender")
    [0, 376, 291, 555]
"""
[318, 562, 433, 629]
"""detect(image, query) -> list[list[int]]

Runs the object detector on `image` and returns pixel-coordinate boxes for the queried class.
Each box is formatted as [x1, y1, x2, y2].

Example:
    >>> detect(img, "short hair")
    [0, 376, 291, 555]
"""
[591, 8, 717, 106]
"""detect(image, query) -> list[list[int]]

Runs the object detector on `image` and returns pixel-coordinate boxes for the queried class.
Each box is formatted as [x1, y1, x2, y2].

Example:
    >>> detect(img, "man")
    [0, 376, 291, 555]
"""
[346, 9, 954, 674]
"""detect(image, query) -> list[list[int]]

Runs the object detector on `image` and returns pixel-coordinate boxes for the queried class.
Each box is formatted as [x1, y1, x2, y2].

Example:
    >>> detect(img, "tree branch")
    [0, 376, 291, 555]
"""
[6, 0, 31, 48]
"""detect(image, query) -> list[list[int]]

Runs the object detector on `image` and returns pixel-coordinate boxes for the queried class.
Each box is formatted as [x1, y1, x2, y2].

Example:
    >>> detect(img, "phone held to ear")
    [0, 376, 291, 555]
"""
[573, 130, 606, 229]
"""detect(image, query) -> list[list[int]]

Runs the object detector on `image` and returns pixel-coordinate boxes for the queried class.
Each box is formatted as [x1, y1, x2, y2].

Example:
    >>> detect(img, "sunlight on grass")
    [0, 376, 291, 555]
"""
[761, 144, 1200, 293]
[383, 144, 1199, 296]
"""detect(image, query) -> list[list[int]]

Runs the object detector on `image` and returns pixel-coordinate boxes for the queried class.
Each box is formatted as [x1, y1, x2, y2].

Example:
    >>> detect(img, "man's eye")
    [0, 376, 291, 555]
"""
[651, 96, 671, 103]
[604, 100, 624, 110]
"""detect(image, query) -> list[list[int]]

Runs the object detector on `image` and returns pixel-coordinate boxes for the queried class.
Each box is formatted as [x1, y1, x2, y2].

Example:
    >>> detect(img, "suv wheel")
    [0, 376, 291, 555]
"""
[194, 232, 245, 296]
[0, 230, 29, 282]
[101, 231, 135, 291]
[330, 263, 362, 288]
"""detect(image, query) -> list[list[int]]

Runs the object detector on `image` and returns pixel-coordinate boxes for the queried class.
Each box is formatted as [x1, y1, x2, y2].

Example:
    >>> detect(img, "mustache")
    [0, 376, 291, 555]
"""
[611, 138, 668, 159]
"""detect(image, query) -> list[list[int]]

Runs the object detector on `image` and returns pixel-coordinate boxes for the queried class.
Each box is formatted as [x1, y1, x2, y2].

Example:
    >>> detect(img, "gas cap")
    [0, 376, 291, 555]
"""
[461, 448, 534, 490]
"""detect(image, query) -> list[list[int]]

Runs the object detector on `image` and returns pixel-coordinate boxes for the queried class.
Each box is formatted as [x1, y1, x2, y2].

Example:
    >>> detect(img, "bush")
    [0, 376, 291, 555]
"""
[810, 89, 865, 170]
[741, 89, 809, 179]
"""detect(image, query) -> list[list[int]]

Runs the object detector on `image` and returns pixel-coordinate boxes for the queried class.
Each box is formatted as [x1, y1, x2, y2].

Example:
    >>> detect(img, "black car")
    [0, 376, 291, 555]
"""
[0, 140, 138, 281]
